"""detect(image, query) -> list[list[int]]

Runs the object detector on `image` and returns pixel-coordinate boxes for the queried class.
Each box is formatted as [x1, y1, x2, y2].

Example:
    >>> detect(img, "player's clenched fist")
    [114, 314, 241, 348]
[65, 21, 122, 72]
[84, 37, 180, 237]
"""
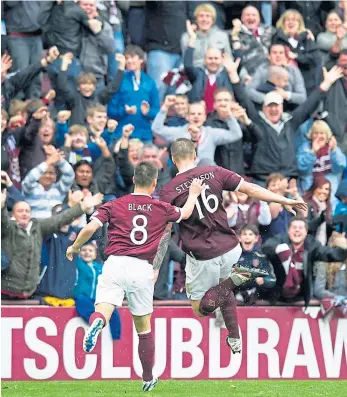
[123, 124, 135, 138]
[189, 178, 205, 196]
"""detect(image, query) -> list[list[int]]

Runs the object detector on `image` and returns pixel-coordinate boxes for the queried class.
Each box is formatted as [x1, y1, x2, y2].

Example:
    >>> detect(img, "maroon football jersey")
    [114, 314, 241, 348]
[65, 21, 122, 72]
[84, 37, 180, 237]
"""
[160, 166, 243, 260]
[91, 193, 182, 263]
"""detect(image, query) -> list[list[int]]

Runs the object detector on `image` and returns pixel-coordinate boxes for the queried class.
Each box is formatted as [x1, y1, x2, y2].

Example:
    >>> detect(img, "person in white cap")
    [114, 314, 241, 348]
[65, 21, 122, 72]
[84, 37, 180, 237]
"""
[223, 56, 344, 186]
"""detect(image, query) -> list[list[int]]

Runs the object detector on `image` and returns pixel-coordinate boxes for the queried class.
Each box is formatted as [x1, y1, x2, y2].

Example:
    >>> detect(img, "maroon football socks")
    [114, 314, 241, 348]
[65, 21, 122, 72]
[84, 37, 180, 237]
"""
[199, 278, 236, 314]
[220, 291, 240, 338]
[138, 332, 155, 382]
[199, 278, 239, 339]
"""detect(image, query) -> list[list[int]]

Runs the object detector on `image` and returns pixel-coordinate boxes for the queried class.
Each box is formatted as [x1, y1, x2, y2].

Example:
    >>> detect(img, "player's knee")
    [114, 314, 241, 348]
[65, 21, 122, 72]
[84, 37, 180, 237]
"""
[132, 313, 152, 334]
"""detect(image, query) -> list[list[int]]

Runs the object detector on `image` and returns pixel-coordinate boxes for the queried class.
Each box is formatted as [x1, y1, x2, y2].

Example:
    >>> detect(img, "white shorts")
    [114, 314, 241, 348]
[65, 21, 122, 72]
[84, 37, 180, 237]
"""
[95, 255, 154, 316]
[185, 244, 242, 300]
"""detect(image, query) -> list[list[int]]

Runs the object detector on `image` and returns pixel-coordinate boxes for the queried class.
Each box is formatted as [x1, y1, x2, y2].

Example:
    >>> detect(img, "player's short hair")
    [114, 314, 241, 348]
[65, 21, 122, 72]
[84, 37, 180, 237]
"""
[171, 138, 196, 162]
[239, 224, 259, 236]
[86, 104, 107, 118]
[134, 161, 158, 187]
[77, 72, 97, 86]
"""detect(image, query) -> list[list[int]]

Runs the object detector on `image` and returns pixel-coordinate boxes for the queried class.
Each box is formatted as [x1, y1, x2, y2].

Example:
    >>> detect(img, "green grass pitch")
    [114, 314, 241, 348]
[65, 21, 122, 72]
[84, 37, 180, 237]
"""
[2, 380, 347, 397]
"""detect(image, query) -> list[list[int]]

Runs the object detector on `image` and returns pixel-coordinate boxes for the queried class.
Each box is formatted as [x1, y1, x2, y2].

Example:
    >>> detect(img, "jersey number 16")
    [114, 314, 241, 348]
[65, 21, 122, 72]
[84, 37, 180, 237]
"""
[195, 185, 218, 219]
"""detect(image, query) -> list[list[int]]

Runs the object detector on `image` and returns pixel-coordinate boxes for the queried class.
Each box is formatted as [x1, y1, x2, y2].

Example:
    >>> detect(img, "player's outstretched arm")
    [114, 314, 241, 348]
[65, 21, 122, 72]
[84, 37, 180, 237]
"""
[239, 181, 308, 215]
[66, 220, 101, 261]
[181, 179, 205, 219]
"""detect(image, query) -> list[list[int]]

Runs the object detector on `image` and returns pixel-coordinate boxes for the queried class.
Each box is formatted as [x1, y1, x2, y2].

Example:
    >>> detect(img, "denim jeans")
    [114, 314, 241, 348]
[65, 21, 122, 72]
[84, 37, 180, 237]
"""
[146, 50, 181, 102]
[127, 7, 146, 48]
[108, 29, 125, 81]
[7, 35, 43, 98]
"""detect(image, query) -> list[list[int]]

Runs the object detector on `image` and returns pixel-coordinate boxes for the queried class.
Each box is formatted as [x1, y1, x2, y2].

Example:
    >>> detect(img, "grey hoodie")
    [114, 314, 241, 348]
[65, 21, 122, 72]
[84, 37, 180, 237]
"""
[152, 109, 242, 164]
[181, 25, 232, 68]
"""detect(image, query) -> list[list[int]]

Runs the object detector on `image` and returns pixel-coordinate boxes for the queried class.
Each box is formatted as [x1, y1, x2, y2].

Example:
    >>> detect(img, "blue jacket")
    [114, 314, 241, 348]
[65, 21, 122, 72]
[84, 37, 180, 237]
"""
[38, 227, 80, 299]
[107, 71, 160, 141]
[73, 258, 103, 300]
[297, 140, 346, 192]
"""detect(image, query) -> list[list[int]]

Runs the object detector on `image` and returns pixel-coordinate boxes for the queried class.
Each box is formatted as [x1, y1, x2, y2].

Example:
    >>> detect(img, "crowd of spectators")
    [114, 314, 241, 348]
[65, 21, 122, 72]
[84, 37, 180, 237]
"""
[1, 1, 347, 323]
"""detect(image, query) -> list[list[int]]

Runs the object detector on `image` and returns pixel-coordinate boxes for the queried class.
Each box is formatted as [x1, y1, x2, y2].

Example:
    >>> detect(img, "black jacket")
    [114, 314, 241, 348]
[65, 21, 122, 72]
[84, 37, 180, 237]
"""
[39, 1, 90, 56]
[232, 81, 326, 181]
[279, 1, 336, 38]
[1, 62, 43, 111]
[262, 233, 347, 307]
[4, 1, 42, 34]
[145, 1, 187, 54]
[272, 29, 322, 95]
[205, 111, 257, 175]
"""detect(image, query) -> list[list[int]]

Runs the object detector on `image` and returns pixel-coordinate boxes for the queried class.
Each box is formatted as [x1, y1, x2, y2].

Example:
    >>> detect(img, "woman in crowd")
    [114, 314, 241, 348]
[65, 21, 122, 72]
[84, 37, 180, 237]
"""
[297, 120, 346, 211]
[317, 10, 347, 62]
[303, 176, 333, 246]
[314, 231, 347, 300]
[272, 9, 322, 94]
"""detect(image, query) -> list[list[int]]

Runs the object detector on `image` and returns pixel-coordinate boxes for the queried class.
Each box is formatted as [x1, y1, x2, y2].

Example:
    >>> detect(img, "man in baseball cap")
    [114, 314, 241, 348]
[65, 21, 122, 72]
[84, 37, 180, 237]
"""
[262, 91, 284, 124]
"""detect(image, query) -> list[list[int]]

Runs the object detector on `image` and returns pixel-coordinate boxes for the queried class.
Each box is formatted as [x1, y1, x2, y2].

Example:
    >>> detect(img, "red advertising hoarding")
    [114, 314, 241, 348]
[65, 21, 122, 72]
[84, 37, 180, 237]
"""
[2, 306, 346, 380]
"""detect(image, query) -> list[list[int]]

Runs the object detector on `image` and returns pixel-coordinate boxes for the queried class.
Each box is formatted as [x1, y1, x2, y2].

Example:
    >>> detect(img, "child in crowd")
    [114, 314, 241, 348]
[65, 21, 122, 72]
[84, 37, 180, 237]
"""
[236, 224, 276, 304]
[56, 53, 125, 125]
[165, 94, 189, 127]
[74, 243, 121, 341]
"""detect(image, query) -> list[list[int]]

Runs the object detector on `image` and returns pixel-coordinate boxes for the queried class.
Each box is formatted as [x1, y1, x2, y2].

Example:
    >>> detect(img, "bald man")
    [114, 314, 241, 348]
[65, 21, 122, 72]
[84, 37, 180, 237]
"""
[183, 19, 234, 110]
[1, 191, 103, 300]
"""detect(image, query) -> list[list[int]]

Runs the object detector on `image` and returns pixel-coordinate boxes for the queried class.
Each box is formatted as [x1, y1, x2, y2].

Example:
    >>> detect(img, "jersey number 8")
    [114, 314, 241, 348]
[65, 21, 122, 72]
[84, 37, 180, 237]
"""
[130, 215, 148, 245]
[195, 185, 218, 219]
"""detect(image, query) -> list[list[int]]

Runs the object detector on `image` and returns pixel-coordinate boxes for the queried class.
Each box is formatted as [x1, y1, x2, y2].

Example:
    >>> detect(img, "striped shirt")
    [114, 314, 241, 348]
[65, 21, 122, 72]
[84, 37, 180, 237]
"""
[22, 160, 75, 219]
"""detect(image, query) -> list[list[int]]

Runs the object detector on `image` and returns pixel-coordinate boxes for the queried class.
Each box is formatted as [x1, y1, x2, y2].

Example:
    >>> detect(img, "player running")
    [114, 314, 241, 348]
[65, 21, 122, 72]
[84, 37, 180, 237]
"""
[159, 138, 308, 354]
[66, 161, 204, 392]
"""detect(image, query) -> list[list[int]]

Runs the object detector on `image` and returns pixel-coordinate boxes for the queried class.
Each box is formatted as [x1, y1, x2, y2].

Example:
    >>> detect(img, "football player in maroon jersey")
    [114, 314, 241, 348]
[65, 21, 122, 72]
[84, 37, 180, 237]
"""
[160, 138, 307, 354]
[67, 160, 204, 392]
